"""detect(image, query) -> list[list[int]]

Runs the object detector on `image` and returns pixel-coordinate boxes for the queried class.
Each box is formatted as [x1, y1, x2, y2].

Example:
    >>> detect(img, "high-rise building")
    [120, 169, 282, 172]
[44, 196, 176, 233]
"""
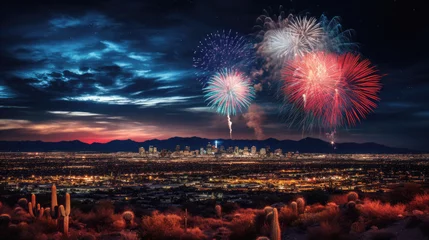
[153, 147, 157, 153]
[149, 146, 154, 154]
[274, 148, 282, 156]
[220, 145, 225, 153]
[260, 148, 266, 156]
[251, 146, 257, 155]
[200, 147, 205, 155]
[227, 146, 233, 154]
[185, 146, 190, 152]
[243, 146, 249, 156]
[207, 142, 212, 154]
[175, 145, 180, 152]
[138, 147, 145, 156]
[234, 146, 239, 155]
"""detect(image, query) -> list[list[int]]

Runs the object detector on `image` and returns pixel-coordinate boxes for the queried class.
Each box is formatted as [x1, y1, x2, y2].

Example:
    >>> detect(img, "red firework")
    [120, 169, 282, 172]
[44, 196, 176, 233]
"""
[282, 52, 382, 128]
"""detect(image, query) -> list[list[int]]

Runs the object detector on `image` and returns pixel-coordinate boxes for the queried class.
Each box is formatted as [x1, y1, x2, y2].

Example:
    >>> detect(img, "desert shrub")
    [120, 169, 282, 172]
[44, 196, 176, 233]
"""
[189, 216, 225, 232]
[278, 206, 298, 226]
[296, 207, 340, 229]
[141, 211, 206, 240]
[407, 193, 429, 213]
[228, 209, 258, 240]
[359, 199, 405, 228]
[182, 227, 206, 240]
[306, 203, 326, 213]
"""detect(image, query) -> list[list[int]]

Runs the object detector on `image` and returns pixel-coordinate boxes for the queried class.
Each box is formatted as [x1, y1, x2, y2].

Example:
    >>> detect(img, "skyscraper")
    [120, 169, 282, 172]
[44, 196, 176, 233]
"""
[260, 148, 266, 156]
[251, 146, 257, 155]
[149, 145, 154, 154]
[234, 146, 239, 155]
[207, 142, 212, 154]
[175, 145, 180, 152]
[139, 147, 145, 156]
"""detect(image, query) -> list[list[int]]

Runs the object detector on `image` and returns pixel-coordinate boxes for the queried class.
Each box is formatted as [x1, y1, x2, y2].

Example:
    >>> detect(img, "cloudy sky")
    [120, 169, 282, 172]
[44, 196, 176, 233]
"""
[0, 0, 428, 150]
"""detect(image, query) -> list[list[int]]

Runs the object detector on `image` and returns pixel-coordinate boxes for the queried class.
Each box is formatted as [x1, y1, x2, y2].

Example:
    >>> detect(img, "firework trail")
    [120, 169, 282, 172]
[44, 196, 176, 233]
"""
[227, 114, 232, 139]
[204, 69, 255, 138]
[193, 30, 253, 84]
[282, 52, 382, 129]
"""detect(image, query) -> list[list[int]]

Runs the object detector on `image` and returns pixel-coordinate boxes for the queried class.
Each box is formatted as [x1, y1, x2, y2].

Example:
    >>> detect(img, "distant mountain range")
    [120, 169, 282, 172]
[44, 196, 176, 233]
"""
[0, 137, 420, 154]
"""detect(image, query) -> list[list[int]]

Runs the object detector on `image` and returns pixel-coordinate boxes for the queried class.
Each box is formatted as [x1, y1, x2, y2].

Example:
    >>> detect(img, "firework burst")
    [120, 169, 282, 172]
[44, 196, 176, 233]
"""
[204, 69, 255, 138]
[282, 52, 381, 129]
[258, 15, 325, 82]
[193, 30, 253, 83]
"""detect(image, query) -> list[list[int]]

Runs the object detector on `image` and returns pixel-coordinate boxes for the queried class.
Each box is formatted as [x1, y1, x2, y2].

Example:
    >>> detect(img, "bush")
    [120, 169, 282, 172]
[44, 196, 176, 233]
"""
[407, 193, 429, 213]
[359, 199, 405, 228]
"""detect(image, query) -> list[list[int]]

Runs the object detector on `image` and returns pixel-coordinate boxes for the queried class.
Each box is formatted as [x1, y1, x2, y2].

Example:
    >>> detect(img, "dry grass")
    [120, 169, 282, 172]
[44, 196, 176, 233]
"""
[359, 199, 405, 228]
[407, 193, 429, 213]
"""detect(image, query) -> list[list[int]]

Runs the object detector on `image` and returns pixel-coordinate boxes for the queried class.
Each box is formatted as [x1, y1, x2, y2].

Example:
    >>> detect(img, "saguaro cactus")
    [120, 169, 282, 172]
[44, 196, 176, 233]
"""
[347, 192, 359, 202]
[51, 184, 59, 222]
[215, 205, 222, 219]
[122, 210, 135, 228]
[270, 208, 281, 240]
[0, 214, 11, 228]
[59, 193, 71, 235]
[28, 194, 44, 219]
[296, 197, 305, 214]
[290, 201, 298, 216]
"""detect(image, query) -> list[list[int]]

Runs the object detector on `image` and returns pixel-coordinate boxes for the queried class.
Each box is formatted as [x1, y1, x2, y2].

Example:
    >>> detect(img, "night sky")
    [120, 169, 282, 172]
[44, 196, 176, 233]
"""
[1, 0, 428, 150]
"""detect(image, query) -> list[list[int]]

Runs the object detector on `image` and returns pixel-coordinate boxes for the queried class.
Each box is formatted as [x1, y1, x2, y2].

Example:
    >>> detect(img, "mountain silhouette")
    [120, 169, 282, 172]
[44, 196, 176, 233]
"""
[0, 137, 419, 153]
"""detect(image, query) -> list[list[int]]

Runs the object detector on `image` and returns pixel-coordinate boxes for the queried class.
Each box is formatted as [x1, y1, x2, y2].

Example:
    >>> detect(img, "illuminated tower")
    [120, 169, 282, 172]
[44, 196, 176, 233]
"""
[215, 140, 218, 148]
[251, 146, 257, 155]
[234, 146, 239, 155]
[138, 147, 145, 156]
[149, 145, 154, 154]
[207, 142, 212, 154]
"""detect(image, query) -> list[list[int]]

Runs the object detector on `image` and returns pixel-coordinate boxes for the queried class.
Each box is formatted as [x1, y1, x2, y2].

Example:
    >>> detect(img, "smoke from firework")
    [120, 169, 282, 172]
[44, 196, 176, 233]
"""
[243, 104, 266, 140]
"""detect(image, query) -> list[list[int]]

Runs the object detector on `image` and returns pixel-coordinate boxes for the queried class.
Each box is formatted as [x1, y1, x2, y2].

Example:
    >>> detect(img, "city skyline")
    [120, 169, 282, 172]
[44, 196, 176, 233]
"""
[1, 0, 428, 151]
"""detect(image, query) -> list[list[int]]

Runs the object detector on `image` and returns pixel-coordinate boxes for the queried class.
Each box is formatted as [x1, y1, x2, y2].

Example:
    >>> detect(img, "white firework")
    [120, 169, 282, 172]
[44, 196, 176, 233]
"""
[288, 16, 324, 54]
[262, 28, 297, 60]
[259, 16, 324, 65]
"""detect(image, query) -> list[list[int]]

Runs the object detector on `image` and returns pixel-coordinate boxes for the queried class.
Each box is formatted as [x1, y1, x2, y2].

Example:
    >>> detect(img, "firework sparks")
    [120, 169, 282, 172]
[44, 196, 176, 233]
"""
[193, 30, 253, 83]
[204, 69, 255, 138]
[282, 52, 381, 129]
